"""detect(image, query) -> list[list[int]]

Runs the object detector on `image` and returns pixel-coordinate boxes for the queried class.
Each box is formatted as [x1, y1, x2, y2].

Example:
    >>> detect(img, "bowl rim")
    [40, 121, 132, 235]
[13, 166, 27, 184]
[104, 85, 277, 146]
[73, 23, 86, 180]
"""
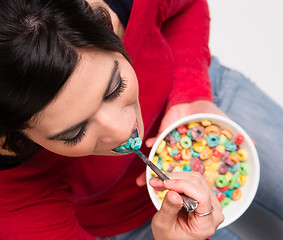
[146, 113, 260, 229]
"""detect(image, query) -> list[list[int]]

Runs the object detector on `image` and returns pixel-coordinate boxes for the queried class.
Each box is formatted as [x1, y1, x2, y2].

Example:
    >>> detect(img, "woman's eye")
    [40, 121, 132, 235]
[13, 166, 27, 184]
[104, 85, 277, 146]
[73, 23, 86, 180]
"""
[103, 75, 127, 102]
[63, 124, 87, 146]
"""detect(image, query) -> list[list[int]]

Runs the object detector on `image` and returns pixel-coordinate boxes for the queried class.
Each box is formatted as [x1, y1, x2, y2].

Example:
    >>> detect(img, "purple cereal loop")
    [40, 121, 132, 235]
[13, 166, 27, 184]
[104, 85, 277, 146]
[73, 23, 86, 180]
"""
[218, 163, 229, 174]
[220, 151, 230, 161]
[165, 135, 175, 147]
[224, 158, 235, 167]
[199, 162, 206, 174]
[191, 125, 205, 141]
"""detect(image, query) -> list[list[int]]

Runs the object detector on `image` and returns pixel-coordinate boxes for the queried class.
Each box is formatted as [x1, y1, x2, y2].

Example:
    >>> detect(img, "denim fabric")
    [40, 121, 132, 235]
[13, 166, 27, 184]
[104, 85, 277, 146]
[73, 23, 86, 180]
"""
[97, 57, 283, 239]
[96, 219, 154, 240]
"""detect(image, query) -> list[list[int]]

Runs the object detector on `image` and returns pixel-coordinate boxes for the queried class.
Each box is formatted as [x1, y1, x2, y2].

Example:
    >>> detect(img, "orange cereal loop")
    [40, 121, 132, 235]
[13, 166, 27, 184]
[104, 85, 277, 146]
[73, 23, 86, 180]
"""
[201, 119, 212, 126]
[205, 125, 220, 135]
[228, 154, 239, 163]
[220, 129, 233, 139]
[181, 148, 192, 160]
[211, 155, 221, 163]
[176, 142, 183, 150]
[200, 147, 213, 160]
[188, 122, 200, 129]
[232, 188, 242, 201]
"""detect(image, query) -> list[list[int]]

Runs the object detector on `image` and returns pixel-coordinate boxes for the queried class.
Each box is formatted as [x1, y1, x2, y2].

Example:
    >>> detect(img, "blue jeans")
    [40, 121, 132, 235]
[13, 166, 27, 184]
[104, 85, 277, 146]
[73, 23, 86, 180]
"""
[98, 57, 283, 239]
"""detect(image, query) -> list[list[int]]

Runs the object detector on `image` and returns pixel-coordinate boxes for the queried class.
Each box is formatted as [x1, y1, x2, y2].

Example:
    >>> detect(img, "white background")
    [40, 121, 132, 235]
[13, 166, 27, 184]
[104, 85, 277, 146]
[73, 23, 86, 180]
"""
[207, 0, 283, 239]
[208, 0, 283, 108]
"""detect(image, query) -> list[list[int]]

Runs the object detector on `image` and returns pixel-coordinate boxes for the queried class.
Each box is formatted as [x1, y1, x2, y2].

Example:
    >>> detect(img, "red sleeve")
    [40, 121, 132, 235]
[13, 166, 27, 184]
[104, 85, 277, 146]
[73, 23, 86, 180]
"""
[162, 0, 213, 110]
[0, 153, 97, 240]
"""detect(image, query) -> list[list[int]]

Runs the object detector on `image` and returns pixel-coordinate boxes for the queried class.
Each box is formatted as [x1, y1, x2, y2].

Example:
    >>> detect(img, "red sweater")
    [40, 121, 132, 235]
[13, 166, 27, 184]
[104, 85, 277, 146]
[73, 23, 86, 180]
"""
[0, 0, 212, 239]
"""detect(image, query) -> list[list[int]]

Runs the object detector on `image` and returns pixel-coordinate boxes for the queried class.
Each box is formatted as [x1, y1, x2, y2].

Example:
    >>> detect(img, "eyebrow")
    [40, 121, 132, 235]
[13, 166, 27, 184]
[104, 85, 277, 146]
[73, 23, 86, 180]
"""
[47, 60, 119, 141]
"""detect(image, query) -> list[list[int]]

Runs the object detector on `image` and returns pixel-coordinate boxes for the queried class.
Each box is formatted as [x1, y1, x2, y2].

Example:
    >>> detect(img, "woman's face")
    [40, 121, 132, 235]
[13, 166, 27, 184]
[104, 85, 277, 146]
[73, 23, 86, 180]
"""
[23, 49, 144, 157]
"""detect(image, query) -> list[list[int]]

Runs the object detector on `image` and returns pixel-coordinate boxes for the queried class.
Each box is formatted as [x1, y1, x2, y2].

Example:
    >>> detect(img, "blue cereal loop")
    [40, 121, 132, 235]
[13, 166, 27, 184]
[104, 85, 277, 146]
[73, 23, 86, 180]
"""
[206, 134, 219, 147]
[183, 165, 192, 172]
[224, 141, 237, 151]
[114, 145, 126, 151]
[131, 137, 142, 150]
[171, 130, 181, 142]
[190, 147, 200, 157]
[169, 149, 179, 157]
[187, 129, 194, 140]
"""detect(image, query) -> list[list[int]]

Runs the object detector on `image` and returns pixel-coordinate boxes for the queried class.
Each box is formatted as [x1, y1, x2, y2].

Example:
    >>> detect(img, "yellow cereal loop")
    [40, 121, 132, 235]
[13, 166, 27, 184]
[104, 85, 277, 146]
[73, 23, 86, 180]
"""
[204, 169, 213, 178]
[188, 122, 199, 129]
[225, 172, 233, 181]
[162, 162, 170, 172]
[152, 156, 159, 165]
[211, 162, 220, 172]
[166, 146, 173, 153]
[204, 160, 213, 168]
[159, 150, 168, 158]
[180, 160, 190, 166]
[162, 155, 174, 162]
[193, 142, 205, 153]
[157, 190, 168, 201]
[238, 149, 248, 161]
[216, 145, 225, 154]
[238, 174, 247, 185]
[151, 171, 157, 177]
[156, 140, 166, 154]
[201, 119, 212, 126]
[197, 139, 207, 146]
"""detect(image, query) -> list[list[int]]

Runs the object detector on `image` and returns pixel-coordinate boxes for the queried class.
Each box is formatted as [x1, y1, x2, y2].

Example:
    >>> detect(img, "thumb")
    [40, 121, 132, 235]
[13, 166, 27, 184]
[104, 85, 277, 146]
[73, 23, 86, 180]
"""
[156, 189, 183, 225]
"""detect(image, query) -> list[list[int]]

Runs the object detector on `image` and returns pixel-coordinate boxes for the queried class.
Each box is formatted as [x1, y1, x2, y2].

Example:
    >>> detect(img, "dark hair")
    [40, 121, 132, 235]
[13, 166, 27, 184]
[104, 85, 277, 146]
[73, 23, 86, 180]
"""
[0, 0, 129, 156]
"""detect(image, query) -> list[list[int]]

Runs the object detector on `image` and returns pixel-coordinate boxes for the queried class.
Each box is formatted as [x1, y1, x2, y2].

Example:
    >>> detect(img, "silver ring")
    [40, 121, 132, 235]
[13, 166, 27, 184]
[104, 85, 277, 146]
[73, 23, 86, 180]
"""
[195, 205, 214, 217]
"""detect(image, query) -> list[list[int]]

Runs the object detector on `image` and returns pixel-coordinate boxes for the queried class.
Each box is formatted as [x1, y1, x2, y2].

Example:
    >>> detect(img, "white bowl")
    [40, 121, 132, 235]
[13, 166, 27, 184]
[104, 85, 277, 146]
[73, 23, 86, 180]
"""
[146, 113, 260, 229]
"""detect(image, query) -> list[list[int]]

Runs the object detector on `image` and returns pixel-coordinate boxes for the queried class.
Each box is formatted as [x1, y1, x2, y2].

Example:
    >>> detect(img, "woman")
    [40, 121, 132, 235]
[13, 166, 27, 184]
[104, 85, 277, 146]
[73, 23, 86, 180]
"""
[0, 0, 223, 239]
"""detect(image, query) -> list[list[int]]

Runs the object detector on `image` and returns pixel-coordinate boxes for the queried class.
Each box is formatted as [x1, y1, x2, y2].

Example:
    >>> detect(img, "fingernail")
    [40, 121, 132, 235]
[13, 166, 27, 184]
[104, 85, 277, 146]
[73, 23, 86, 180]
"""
[164, 179, 175, 185]
[149, 177, 159, 185]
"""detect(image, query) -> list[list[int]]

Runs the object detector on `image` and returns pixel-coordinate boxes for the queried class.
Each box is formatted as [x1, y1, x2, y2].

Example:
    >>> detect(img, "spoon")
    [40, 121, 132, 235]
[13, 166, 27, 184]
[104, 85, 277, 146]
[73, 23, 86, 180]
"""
[113, 137, 198, 212]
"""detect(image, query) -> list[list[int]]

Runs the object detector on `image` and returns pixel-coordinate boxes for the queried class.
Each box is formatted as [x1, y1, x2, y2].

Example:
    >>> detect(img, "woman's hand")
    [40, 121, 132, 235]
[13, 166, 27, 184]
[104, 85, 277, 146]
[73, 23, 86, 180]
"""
[150, 172, 224, 240]
[145, 100, 227, 148]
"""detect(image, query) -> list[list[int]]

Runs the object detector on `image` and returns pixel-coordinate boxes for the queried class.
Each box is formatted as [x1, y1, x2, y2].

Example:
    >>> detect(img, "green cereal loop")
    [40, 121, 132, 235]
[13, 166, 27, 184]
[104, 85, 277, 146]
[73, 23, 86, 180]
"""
[169, 149, 179, 157]
[229, 172, 241, 189]
[172, 166, 183, 172]
[171, 130, 181, 142]
[219, 134, 228, 145]
[180, 136, 192, 149]
[239, 163, 250, 175]
[220, 197, 231, 208]
[216, 175, 228, 188]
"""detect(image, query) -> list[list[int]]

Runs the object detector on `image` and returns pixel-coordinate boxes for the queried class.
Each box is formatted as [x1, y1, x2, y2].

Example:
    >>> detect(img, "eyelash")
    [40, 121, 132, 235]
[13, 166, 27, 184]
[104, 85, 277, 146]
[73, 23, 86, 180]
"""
[63, 74, 127, 146]
[64, 123, 87, 146]
[103, 75, 127, 102]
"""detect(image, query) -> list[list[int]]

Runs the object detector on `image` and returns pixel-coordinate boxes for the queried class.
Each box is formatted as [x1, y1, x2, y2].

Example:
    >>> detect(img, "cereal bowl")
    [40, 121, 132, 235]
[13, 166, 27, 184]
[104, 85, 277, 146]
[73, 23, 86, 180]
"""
[146, 113, 260, 229]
